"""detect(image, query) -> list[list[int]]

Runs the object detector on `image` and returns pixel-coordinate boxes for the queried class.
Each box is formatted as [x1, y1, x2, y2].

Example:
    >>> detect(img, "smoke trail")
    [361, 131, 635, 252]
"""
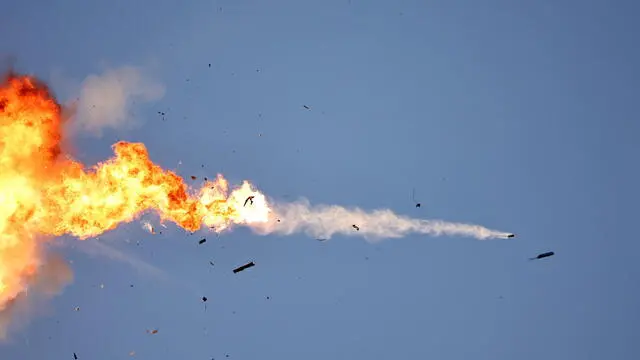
[75, 240, 165, 279]
[251, 198, 512, 242]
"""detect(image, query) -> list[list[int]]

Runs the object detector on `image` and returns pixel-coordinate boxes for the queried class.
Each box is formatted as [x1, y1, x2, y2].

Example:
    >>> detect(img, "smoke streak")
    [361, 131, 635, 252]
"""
[250, 198, 512, 242]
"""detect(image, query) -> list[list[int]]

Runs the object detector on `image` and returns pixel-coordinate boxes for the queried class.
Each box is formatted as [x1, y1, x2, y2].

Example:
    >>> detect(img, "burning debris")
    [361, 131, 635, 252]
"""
[233, 261, 255, 274]
[0, 73, 513, 325]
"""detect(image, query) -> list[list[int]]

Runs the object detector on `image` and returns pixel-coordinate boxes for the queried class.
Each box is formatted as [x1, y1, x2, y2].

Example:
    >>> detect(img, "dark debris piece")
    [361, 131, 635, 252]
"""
[233, 261, 255, 274]
[209, 261, 215, 266]
[530, 251, 554, 260]
[303, 105, 310, 109]
[243, 196, 255, 207]
[202, 296, 208, 302]
[199, 238, 207, 245]
[191, 176, 197, 180]
[352, 224, 360, 231]
[73, 353, 78, 360]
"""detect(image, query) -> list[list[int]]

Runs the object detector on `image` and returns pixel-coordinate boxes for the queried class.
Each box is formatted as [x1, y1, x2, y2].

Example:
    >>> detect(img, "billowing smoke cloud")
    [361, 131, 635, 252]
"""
[68, 65, 165, 136]
[252, 198, 512, 241]
[0, 253, 73, 340]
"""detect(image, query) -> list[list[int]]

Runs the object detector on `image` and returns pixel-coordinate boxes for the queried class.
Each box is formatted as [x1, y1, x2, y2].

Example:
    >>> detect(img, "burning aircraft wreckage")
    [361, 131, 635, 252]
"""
[0, 73, 516, 323]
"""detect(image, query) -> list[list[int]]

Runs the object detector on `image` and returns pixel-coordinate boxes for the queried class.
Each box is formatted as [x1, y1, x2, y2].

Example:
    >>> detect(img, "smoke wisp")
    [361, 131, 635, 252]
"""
[69, 65, 165, 136]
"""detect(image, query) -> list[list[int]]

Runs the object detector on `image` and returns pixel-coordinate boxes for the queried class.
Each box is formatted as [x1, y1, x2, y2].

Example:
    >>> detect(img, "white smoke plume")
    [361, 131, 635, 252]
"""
[67, 65, 165, 136]
[251, 198, 512, 242]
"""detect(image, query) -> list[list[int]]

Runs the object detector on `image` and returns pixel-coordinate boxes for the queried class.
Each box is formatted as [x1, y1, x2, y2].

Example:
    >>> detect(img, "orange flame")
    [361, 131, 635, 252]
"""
[0, 73, 271, 309]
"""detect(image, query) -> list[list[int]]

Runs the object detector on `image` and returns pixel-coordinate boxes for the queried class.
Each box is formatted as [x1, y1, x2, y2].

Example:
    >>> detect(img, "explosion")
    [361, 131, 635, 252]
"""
[0, 73, 270, 312]
[0, 72, 513, 331]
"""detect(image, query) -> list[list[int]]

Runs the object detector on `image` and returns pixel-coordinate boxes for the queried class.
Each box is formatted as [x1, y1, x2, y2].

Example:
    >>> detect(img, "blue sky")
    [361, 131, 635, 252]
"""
[1, 0, 639, 359]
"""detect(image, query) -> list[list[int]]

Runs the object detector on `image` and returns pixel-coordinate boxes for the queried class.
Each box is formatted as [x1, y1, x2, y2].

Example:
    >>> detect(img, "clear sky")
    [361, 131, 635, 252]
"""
[1, 0, 639, 359]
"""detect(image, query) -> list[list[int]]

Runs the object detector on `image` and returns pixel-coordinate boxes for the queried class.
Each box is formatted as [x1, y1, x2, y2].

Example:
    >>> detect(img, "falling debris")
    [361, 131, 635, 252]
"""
[208, 64, 211, 68]
[352, 224, 360, 231]
[244, 196, 255, 207]
[74, 306, 80, 311]
[142, 221, 155, 234]
[199, 238, 207, 245]
[202, 296, 208, 310]
[233, 261, 255, 274]
[209, 261, 215, 266]
[147, 329, 159, 335]
[74, 352, 78, 360]
[303, 105, 310, 110]
[191, 176, 197, 180]
[507, 234, 516, 238]
[530, 251, 554, 260]
[412, 188, 421, 208]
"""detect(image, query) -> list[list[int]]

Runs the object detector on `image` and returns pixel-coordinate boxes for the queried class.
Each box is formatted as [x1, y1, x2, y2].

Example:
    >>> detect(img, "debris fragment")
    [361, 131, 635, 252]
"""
[199, 238, 207, 245]
[74, 306, 80, 311]
[142, 221, 155, 234]
[243, 196, 255, 207]
[303, 105, 310, 110]
[352, 224, 360, 231]
[530, 251, 554, 260]
[233, 261, 255, 274]
[209, 261, 215, 266]
[147, 329, 159, 335]
[412, 188, 421, 208]
[73, 352, 78, 359]
[191, 176, 197, 180]
[202, 296, 208, 310]
[507, 233, 516, 238]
